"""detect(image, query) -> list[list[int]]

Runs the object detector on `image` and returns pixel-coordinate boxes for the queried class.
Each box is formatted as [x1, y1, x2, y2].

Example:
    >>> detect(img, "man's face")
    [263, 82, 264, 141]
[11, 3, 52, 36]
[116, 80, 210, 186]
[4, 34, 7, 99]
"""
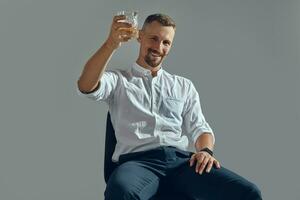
[137, 21, 175, 69]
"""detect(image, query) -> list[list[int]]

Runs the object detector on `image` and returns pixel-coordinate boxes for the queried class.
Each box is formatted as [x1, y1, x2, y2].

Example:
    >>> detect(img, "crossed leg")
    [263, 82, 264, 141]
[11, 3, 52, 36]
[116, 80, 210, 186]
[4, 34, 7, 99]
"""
[104, 161, 160, 200]
[168, 163, 262, 200]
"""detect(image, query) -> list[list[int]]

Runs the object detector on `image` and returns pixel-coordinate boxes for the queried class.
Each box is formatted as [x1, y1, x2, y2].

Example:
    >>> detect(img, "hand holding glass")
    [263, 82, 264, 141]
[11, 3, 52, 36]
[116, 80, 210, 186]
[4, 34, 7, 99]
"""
[116, 11, 138, 38]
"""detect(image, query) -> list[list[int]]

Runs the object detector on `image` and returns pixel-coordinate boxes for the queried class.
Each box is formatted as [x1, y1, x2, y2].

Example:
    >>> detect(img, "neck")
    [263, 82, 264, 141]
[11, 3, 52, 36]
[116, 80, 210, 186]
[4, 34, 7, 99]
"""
[136, 59, 161, 77]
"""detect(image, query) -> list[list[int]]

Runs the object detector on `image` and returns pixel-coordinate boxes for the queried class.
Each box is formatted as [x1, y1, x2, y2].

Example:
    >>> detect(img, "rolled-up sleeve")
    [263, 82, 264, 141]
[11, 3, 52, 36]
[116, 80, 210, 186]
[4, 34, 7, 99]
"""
[182, 81, 215, 145]
[76, 70, 119, 102]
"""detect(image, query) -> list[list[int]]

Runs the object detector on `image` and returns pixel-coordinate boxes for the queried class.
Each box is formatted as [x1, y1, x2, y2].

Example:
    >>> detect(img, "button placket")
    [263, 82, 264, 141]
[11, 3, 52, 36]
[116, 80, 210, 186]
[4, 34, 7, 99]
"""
[143, 74, 152, 111]
[151, 78, 158, 114]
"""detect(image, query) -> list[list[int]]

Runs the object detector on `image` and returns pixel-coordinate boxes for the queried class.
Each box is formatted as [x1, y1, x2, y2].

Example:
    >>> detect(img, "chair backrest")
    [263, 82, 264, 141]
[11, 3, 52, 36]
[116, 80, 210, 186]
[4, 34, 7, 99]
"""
[104, 112, 118, 183]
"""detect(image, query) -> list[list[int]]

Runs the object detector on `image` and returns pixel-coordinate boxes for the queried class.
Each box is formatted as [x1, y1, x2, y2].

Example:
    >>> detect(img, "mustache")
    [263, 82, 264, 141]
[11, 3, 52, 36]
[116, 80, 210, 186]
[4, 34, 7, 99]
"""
[148, 49, 162, 56]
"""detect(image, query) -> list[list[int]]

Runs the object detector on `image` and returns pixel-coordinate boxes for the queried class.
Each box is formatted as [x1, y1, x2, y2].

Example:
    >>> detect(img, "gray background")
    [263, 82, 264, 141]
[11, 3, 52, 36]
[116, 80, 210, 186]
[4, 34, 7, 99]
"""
[1, 0, 299, 199]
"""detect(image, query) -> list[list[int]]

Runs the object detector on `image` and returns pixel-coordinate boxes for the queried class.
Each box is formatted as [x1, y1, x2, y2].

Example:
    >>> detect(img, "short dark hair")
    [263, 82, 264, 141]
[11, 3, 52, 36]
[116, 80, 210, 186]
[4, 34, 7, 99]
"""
[142, 13, 176, 30]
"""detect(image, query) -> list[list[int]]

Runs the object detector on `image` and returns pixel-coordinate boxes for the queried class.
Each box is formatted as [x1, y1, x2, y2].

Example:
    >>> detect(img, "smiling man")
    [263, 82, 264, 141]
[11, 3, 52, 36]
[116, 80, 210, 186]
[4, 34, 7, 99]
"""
[136, 20, 174, 76]
[77, 13, 262, 200]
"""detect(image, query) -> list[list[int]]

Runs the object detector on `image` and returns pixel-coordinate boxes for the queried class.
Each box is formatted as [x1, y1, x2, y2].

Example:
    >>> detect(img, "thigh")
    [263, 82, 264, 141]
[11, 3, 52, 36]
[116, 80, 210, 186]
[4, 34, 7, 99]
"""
[169, 164, 262, 200]
[105, 161, 160, 200]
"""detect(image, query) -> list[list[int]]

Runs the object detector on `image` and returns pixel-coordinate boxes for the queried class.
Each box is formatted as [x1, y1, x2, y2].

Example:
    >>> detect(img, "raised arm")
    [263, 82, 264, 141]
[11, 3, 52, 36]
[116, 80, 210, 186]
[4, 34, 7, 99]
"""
[77, 15, 135, 93]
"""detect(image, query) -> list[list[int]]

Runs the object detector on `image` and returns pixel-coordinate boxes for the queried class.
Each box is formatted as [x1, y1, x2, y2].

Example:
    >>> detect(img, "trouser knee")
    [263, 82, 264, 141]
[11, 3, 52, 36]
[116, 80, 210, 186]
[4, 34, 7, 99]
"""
[105, 185, 139, 200]
[222, 179, 262, 200]
[245, 182, 262, 200]
[233, 180, 262, 200]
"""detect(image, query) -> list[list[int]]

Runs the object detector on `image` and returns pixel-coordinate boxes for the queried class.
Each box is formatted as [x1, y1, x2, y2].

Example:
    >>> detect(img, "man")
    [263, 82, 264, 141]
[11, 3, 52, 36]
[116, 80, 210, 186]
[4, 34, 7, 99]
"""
[77, 13, 262, 200]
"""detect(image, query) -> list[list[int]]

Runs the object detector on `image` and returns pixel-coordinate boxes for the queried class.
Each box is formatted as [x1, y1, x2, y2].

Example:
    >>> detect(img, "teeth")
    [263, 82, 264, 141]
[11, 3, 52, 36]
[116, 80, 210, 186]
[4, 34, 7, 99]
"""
[151, 52, 160, 57]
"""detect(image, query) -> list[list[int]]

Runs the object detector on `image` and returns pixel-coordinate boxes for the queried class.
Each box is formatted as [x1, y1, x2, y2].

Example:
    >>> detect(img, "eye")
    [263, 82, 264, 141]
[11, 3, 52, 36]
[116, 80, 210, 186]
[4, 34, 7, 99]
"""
[163, 41, 171, 46]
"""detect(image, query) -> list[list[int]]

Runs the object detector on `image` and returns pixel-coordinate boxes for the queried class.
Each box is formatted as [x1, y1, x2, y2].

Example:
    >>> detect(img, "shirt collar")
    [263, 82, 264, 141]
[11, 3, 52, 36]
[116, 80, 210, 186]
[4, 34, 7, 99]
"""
[132, 62, 164, 77]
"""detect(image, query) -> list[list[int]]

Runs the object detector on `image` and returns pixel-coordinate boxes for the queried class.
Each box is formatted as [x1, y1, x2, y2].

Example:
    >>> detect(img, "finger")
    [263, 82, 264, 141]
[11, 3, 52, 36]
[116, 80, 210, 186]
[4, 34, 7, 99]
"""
[114, 22, 132, 29]
[214, 159, 221, 168]
[121, 36, 132, 42]
[113, 15, 126, 22]
[195, 154, 205, 173]
[199, 157, 209, 174]
[206, 159, 214, 173]
[118, 28, 135, 36]
[118, 34, 130, 41]
[118, 32, 136, 41]
[189, 154, 196, 167]
[119, 32, 136, 41]
[195, 159, 201, 173]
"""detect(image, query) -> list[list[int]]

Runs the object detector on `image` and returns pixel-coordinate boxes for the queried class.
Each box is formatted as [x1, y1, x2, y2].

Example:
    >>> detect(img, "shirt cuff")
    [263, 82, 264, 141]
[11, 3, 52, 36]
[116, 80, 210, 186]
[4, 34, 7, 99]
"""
[76, 81, 102, 101]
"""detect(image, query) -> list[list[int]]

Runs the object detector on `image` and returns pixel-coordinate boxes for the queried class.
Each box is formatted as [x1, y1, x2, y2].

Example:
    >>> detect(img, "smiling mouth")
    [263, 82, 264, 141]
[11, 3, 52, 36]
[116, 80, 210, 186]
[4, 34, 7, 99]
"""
[151, 52, 160, 57]
[145, 51, 162, 67]
[149, 50, 161, 58]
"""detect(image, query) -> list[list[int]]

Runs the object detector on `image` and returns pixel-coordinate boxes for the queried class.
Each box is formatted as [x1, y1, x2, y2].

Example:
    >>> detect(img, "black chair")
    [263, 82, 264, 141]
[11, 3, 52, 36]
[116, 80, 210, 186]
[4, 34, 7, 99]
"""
[104, 112, 187, 199]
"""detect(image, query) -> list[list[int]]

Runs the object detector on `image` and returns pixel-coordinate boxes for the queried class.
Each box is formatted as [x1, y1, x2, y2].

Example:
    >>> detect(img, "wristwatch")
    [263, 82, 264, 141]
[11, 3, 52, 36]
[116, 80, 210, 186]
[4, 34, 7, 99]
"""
[199, 147, 213, 156]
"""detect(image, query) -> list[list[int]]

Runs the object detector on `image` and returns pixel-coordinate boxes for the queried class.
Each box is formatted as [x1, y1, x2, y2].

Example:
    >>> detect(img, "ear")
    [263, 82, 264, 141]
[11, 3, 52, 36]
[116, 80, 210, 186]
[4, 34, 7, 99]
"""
[137, 30, 142, 43]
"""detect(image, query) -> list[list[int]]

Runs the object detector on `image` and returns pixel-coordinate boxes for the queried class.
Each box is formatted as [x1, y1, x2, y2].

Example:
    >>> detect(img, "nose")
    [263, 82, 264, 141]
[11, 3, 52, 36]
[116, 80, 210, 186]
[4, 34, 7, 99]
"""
[152, 41, 163, 54]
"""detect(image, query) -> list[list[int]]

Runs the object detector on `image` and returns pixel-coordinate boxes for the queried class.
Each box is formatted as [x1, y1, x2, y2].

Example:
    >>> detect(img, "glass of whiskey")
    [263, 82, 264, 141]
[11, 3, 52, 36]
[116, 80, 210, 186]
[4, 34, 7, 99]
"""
[116, 11, 138, 38]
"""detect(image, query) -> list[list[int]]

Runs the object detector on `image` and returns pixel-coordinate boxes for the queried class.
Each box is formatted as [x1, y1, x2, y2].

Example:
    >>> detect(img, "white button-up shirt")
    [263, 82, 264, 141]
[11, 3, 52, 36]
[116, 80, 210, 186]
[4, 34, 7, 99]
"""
[77, 63, 214, 162]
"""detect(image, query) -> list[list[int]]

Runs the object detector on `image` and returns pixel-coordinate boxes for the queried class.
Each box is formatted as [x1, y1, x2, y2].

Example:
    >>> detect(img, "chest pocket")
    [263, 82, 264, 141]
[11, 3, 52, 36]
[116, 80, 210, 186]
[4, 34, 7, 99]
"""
[159, 97, 184, 120]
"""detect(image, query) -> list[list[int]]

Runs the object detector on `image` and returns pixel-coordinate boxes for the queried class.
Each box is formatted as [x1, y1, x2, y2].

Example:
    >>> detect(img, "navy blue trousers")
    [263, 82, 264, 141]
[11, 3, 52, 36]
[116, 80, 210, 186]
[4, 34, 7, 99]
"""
[105, 146, 262, 200]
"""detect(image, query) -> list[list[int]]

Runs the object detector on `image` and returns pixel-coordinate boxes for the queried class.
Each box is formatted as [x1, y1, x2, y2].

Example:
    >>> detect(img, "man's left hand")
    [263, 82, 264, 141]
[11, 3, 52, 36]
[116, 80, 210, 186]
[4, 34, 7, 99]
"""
[189, 151, 221, 174]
